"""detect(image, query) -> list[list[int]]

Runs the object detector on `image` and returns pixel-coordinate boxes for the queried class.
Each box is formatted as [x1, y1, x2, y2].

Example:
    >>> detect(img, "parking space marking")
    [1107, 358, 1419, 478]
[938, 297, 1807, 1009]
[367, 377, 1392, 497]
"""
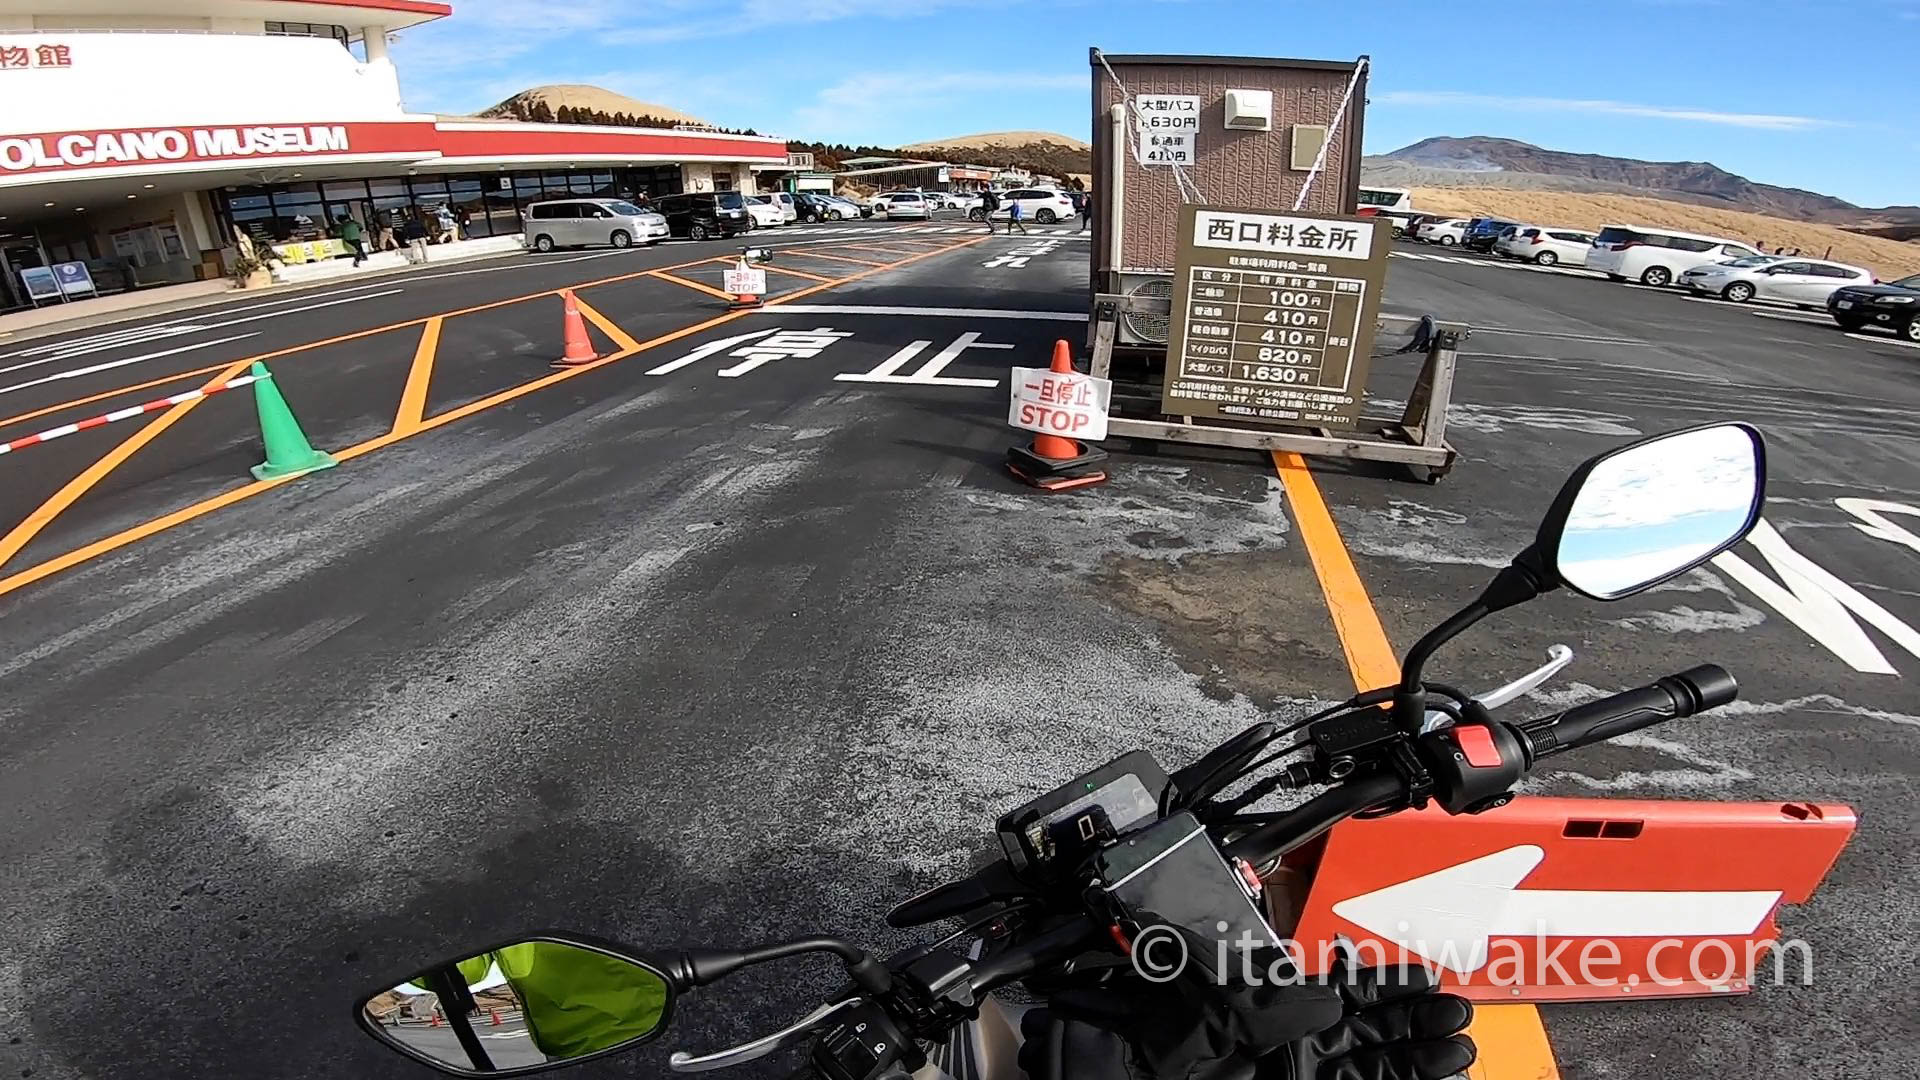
[1846, 332, 1920, 350]
[391, 317, 442, 437]
[0, 280, 407, 362]
[572, 295, 645, 353]
[784, 251, 890, 267]
[0, 233, 990, 598]
[739, 261, 839, 285]
[0, 333, 263, 400]
[1474, 326, 1654, 346]
[1750, 310, 1835, 326]
[1270, 449, 1560, 1080]
[0, 355, 261, 570]
[649, 270, 736, 301]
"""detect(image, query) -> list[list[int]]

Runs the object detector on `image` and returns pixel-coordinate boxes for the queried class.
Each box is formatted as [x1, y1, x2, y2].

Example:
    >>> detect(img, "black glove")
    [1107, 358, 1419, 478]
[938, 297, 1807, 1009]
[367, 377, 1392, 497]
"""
[1013, 940, 1473, 1080]
[1277, 962, 1475, 1080]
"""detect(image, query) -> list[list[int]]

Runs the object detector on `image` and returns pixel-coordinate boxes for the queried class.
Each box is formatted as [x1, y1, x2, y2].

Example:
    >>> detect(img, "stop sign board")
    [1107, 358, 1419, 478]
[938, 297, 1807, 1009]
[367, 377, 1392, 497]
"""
[1009, 367, 1113, 441]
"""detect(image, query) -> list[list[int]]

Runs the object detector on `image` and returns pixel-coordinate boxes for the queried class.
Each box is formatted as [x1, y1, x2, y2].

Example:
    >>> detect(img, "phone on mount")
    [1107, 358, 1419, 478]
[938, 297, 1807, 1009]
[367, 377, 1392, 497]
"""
[1095, 811, 1279, 983]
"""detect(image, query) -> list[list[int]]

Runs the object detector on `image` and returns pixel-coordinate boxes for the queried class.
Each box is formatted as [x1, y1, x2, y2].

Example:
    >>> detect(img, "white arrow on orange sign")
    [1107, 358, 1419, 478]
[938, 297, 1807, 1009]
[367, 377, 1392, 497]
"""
[1330, 844, 1783, 975]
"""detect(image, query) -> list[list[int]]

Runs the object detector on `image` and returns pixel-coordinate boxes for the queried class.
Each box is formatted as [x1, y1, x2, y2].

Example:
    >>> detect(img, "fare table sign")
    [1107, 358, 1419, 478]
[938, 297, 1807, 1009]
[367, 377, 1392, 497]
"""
[1134, 94, 1199, 167]
[1162, 205, 1390, 429]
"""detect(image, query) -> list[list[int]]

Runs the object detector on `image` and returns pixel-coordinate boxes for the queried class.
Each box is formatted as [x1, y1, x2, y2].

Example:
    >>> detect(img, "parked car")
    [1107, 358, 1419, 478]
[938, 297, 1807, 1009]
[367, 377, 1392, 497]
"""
[1399, 213, 1444, 238]
[946, 191, 983, 212]
[821, 194, 866, 219]
[871, 191, 933, 220]
[1463, 218, 1523, 252]
[971, 187, 1078, 224]
[791, 192, 837, 222]
[1585, 225, 1762, 287]
[1416, 218, 1469, 246]
[1495, 226, 1597, 267]
[521, 197, 668, 251]
[744, 195, 786, 229]
[765, 191, 800, 223]
[1827, 272, 1920, 342]
[654, 191, 753, 240]
[1680, 256, 1872, 306]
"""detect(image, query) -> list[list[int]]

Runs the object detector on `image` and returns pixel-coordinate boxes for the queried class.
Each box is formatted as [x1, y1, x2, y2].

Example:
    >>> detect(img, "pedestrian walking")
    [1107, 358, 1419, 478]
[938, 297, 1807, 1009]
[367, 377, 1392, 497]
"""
[978, 188, 999, 234]
[337, 215, 368, 266]
[1078, 191, 1092, 232]
[1008, 196, 1028, 236]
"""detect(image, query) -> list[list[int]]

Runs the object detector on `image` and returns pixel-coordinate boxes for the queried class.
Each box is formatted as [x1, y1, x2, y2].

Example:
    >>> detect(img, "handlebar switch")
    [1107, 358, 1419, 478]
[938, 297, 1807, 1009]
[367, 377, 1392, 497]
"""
[811, 1001, 913, 1080]
[1419, 721, 1528, 815]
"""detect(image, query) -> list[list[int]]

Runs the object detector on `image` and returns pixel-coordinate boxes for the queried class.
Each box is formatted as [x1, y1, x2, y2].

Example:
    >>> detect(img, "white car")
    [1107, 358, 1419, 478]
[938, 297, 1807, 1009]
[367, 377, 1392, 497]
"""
[871, 191, 933, 220]
[946, 192, 983, 212]
[766, 191, 800, 223]
[1416, 218, 1468, 246]
[744, 195, 786, 229]
[1585, 225, 1762, 287]
[821, 195, 863, 220]
[1494, 226, 1597, 267]
[975, 187, 1077, 225]
[1679, 255, 1874, 306]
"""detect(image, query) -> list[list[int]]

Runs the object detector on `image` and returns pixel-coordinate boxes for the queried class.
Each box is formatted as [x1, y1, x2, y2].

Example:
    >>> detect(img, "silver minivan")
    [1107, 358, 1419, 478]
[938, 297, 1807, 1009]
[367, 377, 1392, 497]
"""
[522, 198, 669, 252]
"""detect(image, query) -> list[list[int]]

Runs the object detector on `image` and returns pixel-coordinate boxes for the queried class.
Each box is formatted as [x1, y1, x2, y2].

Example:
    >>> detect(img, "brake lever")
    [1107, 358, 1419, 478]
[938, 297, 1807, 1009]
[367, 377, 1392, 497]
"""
[669, 998, 860, 1072]
[1421, 645, 1573, 733]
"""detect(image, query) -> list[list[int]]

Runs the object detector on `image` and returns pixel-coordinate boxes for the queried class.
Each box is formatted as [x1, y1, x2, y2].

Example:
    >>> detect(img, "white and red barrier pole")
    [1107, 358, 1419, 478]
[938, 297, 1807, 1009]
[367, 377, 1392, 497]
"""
[0, 372, 266, 457]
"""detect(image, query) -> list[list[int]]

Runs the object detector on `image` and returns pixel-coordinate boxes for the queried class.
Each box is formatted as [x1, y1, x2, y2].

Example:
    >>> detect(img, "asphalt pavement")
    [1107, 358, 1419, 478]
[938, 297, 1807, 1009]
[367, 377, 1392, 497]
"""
[0, 223, 1914, 1080]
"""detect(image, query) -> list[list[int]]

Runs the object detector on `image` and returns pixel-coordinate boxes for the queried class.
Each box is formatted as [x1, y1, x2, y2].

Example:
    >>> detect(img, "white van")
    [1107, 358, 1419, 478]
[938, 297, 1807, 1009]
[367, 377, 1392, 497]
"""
[1585, 225, 1761, 287]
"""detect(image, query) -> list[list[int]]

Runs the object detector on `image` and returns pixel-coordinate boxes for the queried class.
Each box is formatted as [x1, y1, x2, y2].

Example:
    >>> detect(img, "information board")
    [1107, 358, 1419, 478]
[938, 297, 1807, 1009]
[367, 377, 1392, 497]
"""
[52, 260, 96, 297]
[1161, 205, 1389, 428]
[1134, 94, 1199, 167]
[18, 266, 60, 303]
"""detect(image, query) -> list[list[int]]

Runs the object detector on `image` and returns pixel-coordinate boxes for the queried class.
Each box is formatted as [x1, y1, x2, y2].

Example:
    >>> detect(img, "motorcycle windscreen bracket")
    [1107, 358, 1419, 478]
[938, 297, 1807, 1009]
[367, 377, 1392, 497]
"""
[1283, 796, 1854, 1003]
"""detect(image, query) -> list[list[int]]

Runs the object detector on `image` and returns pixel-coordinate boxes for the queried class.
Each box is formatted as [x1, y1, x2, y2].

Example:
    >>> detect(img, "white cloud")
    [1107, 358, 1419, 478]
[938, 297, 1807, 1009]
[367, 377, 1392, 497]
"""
[1372, 90, 1843, 132]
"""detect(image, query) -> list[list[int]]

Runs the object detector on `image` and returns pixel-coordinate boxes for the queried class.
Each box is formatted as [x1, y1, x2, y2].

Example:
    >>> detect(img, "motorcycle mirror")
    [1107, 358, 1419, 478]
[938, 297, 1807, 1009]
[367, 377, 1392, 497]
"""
[1535, 422, 1766, 600]
[356, 935, 675, 1076]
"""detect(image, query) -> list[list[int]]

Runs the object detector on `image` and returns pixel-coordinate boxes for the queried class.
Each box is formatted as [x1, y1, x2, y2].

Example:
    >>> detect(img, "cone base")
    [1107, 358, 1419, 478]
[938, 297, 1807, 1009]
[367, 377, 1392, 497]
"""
[1008, 462, 1107, 491]
[551, 355, 598, 368]
[251, 451, 338, 482]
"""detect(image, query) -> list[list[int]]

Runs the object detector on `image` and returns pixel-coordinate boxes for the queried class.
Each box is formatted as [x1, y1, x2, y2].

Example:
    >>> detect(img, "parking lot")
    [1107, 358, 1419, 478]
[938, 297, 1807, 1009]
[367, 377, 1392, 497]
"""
[0, 214, 1915, 1080]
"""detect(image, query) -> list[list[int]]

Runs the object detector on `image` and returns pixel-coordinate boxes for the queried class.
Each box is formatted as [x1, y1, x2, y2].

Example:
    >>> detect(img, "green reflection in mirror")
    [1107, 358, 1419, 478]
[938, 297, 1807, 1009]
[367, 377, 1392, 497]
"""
[361, 939, 671, 1075]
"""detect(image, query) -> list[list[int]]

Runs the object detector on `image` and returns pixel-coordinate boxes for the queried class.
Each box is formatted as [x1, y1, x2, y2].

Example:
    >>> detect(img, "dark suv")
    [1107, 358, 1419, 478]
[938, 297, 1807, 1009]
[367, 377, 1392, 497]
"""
[1828, 272, 1920, 343]
[654, 191, 753, 240]
[1463, 218, 1522, 253]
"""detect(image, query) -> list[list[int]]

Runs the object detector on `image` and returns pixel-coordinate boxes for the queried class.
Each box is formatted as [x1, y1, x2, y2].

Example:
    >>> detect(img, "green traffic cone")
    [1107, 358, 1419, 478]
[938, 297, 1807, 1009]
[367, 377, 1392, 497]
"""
[248, 361, 338, 481]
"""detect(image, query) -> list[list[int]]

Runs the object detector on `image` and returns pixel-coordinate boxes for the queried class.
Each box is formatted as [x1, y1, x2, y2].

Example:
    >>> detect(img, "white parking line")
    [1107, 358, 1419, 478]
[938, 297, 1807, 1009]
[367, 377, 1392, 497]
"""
[1473, 325, 1654, 346]
[0, 333, 262, 398]
[0, 279, 404, 361]
[1749, 310, 1834, 326]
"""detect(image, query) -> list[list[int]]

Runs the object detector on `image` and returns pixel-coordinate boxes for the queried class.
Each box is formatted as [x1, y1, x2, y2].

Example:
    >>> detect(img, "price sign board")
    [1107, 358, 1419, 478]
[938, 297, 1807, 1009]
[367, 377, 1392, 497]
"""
[1009, 367, 1113, 441]
[1134, 94, 1199, 167]
[1161, 205, 1389, 429]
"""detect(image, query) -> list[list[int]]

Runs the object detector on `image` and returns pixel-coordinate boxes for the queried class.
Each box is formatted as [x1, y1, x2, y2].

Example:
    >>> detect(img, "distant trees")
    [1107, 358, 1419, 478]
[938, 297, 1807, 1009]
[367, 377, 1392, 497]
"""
[783, 138, 1091, 180]
[483, 98, 728, 131]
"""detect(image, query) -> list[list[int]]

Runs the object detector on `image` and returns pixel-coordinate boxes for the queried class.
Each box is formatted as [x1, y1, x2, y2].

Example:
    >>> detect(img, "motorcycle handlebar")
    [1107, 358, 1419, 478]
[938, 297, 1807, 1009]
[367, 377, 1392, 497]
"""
[1217, 772, 1405, 866]
[1518, 664, 1735, 760]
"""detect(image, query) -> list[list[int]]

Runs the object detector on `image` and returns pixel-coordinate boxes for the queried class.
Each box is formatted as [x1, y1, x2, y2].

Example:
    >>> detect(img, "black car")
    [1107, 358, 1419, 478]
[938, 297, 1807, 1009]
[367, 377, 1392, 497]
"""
[654, 191, 753, 240]
[1463, 218, 1522, 253]
[793, 192, 839, 222]
[1828, 272, 1920, 342]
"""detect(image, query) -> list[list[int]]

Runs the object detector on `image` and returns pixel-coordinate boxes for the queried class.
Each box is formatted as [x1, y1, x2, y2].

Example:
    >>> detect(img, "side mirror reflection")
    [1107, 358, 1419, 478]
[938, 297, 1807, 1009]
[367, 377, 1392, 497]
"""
[1539, 423, 1766, 600]
[358, 936, 673, 1076]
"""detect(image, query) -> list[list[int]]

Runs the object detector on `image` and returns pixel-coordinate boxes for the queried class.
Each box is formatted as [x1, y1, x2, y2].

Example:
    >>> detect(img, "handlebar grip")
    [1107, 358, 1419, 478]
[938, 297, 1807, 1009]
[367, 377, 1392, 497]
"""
[1521, 664, 1735, 760]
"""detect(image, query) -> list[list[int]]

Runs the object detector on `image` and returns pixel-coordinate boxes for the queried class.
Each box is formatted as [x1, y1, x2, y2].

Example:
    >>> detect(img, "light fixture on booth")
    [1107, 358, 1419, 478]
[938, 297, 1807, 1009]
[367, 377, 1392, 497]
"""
[127, 194, 137, 199]
[143, 183, 155, 189]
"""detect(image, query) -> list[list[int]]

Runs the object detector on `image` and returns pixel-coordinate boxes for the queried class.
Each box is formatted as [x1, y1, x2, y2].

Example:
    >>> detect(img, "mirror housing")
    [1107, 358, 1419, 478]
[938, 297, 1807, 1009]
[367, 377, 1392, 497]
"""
[357, 934, 675, 1076]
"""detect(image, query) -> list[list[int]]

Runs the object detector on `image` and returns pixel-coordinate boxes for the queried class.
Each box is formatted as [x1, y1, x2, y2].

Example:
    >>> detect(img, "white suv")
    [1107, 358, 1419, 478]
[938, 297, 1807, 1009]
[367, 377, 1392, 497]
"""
[872, 192, 932, 220]
[1586, 225, 1761, 287]
[977, 188, 1077, 225]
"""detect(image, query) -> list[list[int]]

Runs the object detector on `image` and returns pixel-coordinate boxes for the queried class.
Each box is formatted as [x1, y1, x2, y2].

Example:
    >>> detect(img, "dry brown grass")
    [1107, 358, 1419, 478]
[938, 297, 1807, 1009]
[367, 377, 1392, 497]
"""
[900, 131, 1090, 152]
[1413, 188, 1920, 279]
[478, 85, 706, 126]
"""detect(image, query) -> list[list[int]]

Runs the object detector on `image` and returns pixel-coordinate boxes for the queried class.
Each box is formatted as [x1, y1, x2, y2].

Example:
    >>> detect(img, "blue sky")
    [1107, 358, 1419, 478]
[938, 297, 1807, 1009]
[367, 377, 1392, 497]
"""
[389, 0, 1918, 207]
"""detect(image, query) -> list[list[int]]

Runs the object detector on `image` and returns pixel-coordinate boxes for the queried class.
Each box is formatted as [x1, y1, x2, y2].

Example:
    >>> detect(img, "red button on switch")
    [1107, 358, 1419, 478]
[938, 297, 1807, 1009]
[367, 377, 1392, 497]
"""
[1454, 725, 1502, 768]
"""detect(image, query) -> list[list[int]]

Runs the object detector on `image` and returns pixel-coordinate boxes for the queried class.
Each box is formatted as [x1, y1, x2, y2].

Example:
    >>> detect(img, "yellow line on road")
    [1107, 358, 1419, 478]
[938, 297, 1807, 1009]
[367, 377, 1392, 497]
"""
[1270, 450, 1560, 1080]
[756, 263, 838, 284]
[0, 355, 258, 572]
[0, 233, 988, 598]
[649, 270, 735, 301]
[391, 316, 442, 436]
[570, 295, 643, 353]
[783, 251, 889, 267]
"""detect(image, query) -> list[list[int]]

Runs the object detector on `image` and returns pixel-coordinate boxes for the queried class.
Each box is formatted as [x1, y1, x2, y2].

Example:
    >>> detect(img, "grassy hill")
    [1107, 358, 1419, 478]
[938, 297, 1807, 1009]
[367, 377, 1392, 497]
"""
[1412, 189, 1920, 278]
[897, 131, 1092, 182]
[477, 85, 707, 127]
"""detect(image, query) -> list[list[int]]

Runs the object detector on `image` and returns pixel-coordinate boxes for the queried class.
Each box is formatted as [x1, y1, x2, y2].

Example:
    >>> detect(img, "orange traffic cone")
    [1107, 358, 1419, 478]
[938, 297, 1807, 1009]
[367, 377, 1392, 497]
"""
[1006, 339, 1108, 492]
[429, 1013, 441, 1028]
[554, 289, 597, 367]
[490, 1009, 503, 1026]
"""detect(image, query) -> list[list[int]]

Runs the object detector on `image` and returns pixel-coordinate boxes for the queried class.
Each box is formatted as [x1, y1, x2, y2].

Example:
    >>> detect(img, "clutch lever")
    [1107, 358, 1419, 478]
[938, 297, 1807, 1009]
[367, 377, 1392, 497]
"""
[1421, 645, 1574, 733]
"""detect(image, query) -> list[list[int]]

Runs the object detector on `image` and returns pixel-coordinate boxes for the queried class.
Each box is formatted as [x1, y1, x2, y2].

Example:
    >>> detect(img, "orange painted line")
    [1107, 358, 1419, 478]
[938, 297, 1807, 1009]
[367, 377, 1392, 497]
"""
[0, 360, 232, 432]
[784, 251, 889, 267]
[0, 234, 989, 598]
[823, 243, 926, 258]
[391, 316, 442, 436]
[757, 263, 838, 284]
[1270, 450, 1560, 1080]
[649, 270, 735, 301]
[0, 355, 259, 572]
[570, 295, 643, 353]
